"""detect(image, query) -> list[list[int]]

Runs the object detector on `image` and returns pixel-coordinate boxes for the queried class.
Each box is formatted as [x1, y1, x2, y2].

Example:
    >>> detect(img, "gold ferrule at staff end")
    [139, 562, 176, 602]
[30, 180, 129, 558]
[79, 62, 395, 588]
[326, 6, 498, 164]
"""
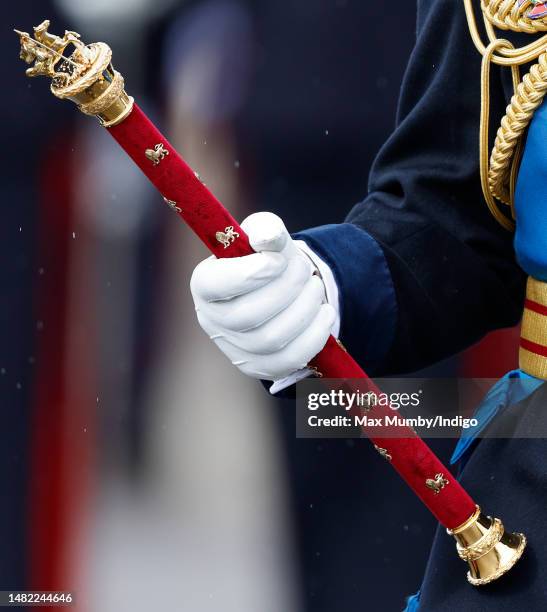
[448, 506, 527, 586]
[15, 19, 133, 127]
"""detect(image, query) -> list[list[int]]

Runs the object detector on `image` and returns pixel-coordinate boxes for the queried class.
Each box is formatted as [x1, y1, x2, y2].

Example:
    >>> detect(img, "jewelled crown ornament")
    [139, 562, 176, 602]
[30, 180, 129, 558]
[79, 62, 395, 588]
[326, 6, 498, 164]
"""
[519, 0, 547, 20]
[464, 0, 547, 230]
[15, 20, 133, 127]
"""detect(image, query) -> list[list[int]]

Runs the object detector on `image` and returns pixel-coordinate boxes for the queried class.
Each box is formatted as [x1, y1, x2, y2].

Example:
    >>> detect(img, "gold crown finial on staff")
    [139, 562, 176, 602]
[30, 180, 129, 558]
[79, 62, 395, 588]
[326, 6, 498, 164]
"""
[15, 20, 88, 85]
[15, 19, 134, 128]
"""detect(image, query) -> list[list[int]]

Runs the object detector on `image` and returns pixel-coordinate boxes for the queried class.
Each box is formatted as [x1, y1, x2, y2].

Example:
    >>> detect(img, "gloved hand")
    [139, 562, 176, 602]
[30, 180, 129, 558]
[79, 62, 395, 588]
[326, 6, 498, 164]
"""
[190, 212, 337, 382]
[514, 99, 547, 281]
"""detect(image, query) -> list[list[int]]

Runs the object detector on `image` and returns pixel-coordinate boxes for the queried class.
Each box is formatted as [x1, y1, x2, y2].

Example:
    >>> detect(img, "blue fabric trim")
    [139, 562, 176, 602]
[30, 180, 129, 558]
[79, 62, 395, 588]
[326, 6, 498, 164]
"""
[294, 223, 397, 375]
[515, 98, 547, 281]
[403, 590, 420, 612]
[450, 369, 544, 464]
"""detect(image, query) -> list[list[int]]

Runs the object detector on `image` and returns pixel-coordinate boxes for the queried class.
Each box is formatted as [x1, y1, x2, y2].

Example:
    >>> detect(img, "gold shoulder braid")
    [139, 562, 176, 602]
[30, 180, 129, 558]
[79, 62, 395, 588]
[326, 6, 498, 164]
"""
[466, 2, 547, 379]
[464, 0, 547, 230]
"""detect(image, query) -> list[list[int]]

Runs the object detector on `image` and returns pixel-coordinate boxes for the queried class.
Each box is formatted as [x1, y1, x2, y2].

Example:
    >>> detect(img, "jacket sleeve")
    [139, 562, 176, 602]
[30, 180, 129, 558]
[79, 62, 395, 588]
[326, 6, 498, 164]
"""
[294, 0, 526, 376]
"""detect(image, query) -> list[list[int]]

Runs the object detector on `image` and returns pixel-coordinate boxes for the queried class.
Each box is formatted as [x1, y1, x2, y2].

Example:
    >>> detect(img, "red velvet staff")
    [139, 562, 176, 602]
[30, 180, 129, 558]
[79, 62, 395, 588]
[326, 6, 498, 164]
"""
[109, 104, 476, 528]
[15, 21, 526, 585]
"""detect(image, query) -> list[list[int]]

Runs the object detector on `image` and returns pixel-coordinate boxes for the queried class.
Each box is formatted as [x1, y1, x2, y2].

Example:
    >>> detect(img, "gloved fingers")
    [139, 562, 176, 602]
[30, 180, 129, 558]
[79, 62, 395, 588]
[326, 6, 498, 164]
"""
[190, 251, 288, 303]
[210, 340, 269, 379]
[269, 303, 336, 375]
[198, 275, 326, 354]
[214, 303, 335, 380]
[200, 254, 312, 332]
[234, 275, 326, 353]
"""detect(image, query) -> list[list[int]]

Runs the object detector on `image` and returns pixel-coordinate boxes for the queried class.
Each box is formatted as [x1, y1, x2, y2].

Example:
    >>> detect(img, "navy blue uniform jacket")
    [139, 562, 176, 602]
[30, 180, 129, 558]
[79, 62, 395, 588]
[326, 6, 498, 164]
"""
[296, 0, 526, 374]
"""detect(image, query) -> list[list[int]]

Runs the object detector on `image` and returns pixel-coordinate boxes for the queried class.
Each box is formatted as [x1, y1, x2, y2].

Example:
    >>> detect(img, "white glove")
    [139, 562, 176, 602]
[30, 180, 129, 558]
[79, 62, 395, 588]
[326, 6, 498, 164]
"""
[190, 212, 339, 386]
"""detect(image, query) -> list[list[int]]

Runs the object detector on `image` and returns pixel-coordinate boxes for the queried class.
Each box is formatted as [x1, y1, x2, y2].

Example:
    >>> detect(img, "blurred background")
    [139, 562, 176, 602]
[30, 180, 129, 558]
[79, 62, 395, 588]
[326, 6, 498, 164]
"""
[3, 2, 520, 611]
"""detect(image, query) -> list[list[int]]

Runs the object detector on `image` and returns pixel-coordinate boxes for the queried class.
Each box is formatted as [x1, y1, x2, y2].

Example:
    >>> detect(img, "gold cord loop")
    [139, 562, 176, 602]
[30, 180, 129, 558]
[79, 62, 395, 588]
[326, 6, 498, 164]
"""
[464, 0, 547, 229]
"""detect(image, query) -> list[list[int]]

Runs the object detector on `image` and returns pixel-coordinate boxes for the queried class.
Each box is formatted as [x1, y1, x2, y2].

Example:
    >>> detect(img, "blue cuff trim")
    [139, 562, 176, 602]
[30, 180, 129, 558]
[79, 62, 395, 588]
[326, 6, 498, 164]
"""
[294, 223, 397, 375]
[450, 369, 544, 464]
[404, 590, 420, 612]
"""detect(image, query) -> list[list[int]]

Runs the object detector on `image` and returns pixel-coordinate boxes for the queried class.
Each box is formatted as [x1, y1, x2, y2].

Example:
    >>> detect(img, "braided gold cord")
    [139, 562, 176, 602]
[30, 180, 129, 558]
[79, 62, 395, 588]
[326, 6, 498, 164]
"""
[464, 0, 547, 229]
[478, 39, 520, 229]
[489, 52, 547, 206]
